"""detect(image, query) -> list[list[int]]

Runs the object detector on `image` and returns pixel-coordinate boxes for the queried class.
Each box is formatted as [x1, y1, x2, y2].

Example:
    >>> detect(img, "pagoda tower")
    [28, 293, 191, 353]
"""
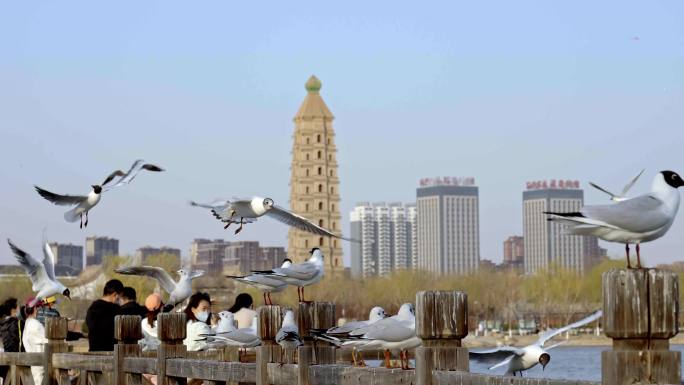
[288, 75, 343, 270]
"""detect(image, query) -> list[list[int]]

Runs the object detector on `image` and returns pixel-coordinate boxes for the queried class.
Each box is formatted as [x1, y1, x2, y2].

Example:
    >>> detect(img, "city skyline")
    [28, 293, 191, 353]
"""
[1, 1, 683, 267]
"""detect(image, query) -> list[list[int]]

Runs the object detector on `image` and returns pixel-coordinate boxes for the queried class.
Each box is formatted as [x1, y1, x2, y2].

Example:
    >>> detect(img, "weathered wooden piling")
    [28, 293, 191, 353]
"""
[415, 291, 469, 385]
[256, 305, 284, 385]
[44, 317, 68, 385]
[157, 312, 187, 385]
[601, 269, 680, 385]
[113, 315, 143, 385]
[298, 302, 336, 365]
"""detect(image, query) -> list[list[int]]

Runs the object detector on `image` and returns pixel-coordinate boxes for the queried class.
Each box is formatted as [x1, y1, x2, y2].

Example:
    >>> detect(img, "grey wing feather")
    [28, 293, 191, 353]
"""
[42, 241, 56, 281]
[468, 346, 525, 365]
[115, 266, 177, 293]
[8, 239, 49, 290]
[105, 159, 164, 190]
[581, 196, 668, 232]
[621, 169, 645, 196]
[102, 170, 125, 186]
[536, 310, 602, 347]
[276, 329, 301, 343]
[267, 206, 359, 242]
[270, 263, 317, 280]
[34, 186, 87, 206]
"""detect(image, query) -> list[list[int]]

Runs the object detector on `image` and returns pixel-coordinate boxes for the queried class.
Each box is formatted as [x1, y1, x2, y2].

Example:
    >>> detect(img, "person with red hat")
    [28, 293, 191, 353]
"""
[22, 297, 47, 385]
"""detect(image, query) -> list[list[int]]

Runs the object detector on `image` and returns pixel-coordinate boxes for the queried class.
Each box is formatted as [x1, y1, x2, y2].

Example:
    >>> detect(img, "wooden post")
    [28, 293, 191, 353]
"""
[113, 315, 143, 385]
[44, 317, 69, 385]
[415, 291, 469, 385]
[157, 313, 187, 385]
[256, 306, 282, 385]
[602, 269, 680, 385]
[298, 302, 336, 364]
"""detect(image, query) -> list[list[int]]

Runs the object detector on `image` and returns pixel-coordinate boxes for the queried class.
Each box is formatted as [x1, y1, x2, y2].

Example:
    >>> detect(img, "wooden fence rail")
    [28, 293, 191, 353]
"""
[0, 268, 679, 385]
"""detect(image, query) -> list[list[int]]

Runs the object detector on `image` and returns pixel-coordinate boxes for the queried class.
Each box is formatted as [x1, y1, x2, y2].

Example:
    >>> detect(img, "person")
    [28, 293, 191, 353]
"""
[0, 303, 8, 382]
[85, 279, 124, 351]
[0, 298, 23, 355]
[140, 293, 163, 351]
[22, 298, 48, 385]
[183, 292, 212, 351]
[228, 293, 256, 329]
[36, 296, 61, 325]
[119, 287, 147, 318]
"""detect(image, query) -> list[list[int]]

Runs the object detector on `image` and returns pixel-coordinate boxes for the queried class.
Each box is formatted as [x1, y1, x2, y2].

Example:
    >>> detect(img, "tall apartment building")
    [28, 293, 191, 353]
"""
[502, 236, 524, 272]
[190, 239, 230, 272]
[49, 243, 83, 276]
[85, 236, 119, 267]
[190, 239, 286, 274]
[416, 177, 480, 275]
[349, 202, 417, 278]
[523, 180, 601, 274]
[136, 246, 181, 269]
[288, 76, 343, 270]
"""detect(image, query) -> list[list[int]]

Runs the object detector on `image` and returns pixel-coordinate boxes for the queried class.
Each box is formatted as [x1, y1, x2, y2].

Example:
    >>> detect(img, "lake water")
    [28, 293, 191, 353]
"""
[469, 345, 684, 382]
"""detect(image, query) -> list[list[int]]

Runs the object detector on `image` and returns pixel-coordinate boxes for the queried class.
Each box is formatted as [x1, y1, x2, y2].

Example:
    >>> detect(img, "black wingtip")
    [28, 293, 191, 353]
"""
[544, 211, 585, 218]
[143, 164, 164, 172]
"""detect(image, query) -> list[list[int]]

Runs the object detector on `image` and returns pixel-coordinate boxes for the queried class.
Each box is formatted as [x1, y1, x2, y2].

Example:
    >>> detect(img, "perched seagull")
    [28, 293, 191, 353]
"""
[251, 248, 324, 302]
[7, 239, 71, 303]
[203, 314, 260, 350]
[589, 169, 645, 202]
[470, 310, 603, 376]
[226, 259, 292, 305]
[35, 159, 164, 228]
[190, 197, 358, 241]
[546, 171, 684, 269]
[115, 266, 204, 307]
[215, 311, 237, 334]
[276, 310, 303, 360]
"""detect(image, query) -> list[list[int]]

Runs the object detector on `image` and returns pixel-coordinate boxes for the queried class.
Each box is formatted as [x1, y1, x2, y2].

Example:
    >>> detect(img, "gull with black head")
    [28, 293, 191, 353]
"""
[7, 237, 71, 304]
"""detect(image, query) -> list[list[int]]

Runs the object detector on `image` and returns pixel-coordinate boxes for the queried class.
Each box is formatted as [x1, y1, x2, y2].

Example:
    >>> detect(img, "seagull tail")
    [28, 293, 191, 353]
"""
[63, 206, 84, 223]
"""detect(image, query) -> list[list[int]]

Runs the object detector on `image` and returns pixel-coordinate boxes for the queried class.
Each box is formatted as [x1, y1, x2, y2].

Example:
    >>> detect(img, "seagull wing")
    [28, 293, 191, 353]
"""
[356, 319, 415, 342]
[105, 159, 164, 190]
[101, 170, 126, 187]
[115, 266, 177, 294]
[276, 329, 301, 344]
[621, 169, 645, 197]
[266, 206, 359, 242]
[588, 182, 619, 200]
[536, 310, 603, 347]
[34, 186, 87, 206]
[8, 240, 51, 292]
[42, 241, 57, 281]
[581, 196, 669, 232]
[257, 262, 318, 280]
[189, 270, 205, 279]
[468, 346, 525, 367]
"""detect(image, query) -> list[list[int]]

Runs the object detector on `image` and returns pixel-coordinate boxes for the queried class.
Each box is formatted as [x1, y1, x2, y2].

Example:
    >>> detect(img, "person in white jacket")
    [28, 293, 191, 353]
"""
[140, 293, 163, 352]
[182, 292, 212, 351]
[22, 298, 48, 385]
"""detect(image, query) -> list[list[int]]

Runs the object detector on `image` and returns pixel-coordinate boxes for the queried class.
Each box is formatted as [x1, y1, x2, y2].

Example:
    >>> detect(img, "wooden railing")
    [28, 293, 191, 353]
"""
[0, 269, 680, 385]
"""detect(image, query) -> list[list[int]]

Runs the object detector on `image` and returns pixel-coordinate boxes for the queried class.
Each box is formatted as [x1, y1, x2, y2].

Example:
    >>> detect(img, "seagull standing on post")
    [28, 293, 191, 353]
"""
[226, 259, 292, 305]
[546, 171, 683, 268]
[251, 248, 324, 302]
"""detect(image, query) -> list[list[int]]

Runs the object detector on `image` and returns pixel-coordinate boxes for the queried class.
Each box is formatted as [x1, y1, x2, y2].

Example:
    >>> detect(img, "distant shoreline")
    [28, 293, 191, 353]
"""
[463, 333, 684, 348]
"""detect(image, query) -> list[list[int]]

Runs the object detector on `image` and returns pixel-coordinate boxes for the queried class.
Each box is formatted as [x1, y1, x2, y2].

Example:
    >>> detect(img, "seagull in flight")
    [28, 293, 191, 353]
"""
[35, 159, 164, 228]
[470, 310, 603, 376]
[7, 238, 71, 304]
[546, 171, 683, 268]
[189, 197, 357, 242]
[251, 248, 324, 302]
[226, 259, 292, 305]
[115, 266, 204, 307]
[589, 169, 645, 202]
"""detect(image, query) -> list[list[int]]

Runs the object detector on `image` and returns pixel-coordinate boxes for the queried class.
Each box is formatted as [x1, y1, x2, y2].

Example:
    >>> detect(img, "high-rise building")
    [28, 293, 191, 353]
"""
[85, 236, 119, 267]
[416, 177, 480, 275]
[190, 239, 230, 272]
[523, 179, 600, 274]
[349, 202, 416, 278]
[288, 76, 343, 270]
[262, 247, 288, 268]
[136, 246, 181, 269]
[502, 236, 524, 272]
[406, 204, 417, 269]
[190, 239, 286, 274]
[49, 243, 83, 276]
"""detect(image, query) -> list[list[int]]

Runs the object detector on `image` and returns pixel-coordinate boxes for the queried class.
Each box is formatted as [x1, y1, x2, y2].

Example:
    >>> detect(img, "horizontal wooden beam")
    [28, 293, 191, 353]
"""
[52, 353, 112, 371]
[308, 364, 415, 385]
[431, 370, 600, 385]
[123, 357, 157, 375]
[165, 359, 256, 382]
[0, 352, 43, 366]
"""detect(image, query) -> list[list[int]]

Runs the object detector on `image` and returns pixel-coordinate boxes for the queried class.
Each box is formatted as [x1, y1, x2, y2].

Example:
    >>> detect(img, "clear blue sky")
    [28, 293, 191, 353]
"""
[1, 1, 683, 266]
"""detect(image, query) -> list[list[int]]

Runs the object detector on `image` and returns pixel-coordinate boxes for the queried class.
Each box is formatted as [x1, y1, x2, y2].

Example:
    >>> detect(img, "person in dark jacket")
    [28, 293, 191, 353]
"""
[119, 287, 147, 318]
[0, 298, 22, 382]
[85, 279, 124, 351]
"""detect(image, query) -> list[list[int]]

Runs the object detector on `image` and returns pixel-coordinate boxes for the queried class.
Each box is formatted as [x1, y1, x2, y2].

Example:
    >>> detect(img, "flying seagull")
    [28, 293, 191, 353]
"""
[251, 248, 324, 302]
[190, 197, 358, 242]
[589, 169, 645, 202]
[469, 310, 603, 376]
[115, 266, 204, 307]
[226, 259, 291, 305]
[7, 239, 71, 304]
[546, 171, 683, 268]
[35, 159, 164, 228]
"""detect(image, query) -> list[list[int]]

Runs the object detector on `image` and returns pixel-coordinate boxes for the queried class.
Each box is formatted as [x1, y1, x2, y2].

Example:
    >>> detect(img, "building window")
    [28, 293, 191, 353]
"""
[306, 186, 310, 194]
[306, 154, 309, 160]
[319, 237, 324, 246]
[318, 167, 322, 175]
[317, 134, 321, 143]
[331, 203, 335, 211]
[334, 240, 337, 248]
[317, 150, 322, 159]
[330, 186, 335, 194]
[306, 169, 309, 176]
[306, 138, 310, 144]
[305, 203, 309, 211]
[332, 221, 336, 229]
[305, 240, 309, 248]
[318, 202, 323, 210]
[318, 184, 323, 193]
[329, 170, 333, 177]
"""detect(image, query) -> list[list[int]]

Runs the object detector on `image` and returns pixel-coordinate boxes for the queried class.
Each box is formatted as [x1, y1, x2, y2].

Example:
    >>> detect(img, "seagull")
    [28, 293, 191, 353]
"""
[215, 311, 236, 334]
[226, 259, 292, 305]
[275, 310, 303, 363]
[189, 197, 357, 241]
[115, 266, 204, 307]
[546, 171, 684, 268]
[7, 239, 71, 304]
[251, 248, 324, 302]
[469, 310, 602, 376]
[589, 169, 645, 202]
[204, 314, 260, 348]
[35, 159, 164, 228]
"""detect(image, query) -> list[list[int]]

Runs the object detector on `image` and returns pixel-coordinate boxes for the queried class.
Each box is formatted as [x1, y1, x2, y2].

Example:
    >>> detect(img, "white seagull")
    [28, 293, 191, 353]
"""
[189, 197, 357, 242]
[215, 311, 237, 334]
[589, 169, 645, 202]
[35, 159, 164, 228]
[546, 170, 684, 268]
[469, 310, 603, 376]
[226, 259, 291, 305]
[251, 248, 324, 302]
[115, 266, 204, 307]
[276, 310, 303, 361]
[204, 313, 260, 350]
[7, 239, 71, 303]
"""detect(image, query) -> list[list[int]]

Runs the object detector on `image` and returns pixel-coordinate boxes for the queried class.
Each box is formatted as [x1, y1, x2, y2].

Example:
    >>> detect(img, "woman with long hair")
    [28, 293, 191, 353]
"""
[182, 292, 212, 351]
[22, 298, 48, 385]
[228, 293, 256, 329]
[140, 293, 163, 351]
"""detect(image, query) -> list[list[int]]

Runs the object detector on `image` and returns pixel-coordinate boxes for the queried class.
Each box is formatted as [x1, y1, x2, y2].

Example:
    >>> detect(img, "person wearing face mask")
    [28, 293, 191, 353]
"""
[86, 279, 124, 352]
[182, 292, 212, 351]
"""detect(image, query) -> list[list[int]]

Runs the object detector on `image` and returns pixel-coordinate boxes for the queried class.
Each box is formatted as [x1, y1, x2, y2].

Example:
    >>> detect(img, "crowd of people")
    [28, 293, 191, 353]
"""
[0, 279, 256, 384]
